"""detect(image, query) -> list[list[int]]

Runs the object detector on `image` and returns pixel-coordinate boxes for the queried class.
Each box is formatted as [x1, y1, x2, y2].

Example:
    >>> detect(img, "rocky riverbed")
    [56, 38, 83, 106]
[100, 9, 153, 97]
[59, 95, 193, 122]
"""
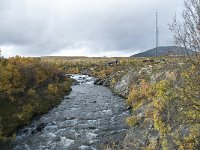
[11, 75, 130, 150]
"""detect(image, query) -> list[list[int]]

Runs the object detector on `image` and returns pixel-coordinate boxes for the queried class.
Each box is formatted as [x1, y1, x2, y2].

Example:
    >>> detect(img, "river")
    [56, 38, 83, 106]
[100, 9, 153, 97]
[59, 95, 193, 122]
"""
[11, 75, 130, 150]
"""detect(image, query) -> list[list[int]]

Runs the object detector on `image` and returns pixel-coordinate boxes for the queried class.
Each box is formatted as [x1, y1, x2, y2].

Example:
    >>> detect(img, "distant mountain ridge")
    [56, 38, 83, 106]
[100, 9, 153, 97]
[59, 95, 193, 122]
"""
[131, 46, 194, 57]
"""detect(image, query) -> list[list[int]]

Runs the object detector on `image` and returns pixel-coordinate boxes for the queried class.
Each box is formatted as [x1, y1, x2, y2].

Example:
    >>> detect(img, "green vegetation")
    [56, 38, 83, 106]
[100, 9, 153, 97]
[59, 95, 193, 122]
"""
[127, 79, 154, 111]
[126, 115, 138, 127]
[40, 55, 200, 149]
[41, 56, 145, 78]
[0, 53, 199, 149]
[0, 56, 73, 142]
[127, 62, 200, 149]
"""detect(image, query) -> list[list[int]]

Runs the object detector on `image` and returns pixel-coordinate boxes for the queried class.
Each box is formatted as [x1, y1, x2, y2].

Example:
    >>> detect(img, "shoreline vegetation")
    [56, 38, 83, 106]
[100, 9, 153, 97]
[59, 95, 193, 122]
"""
[0, 56, 73, 142]
[0, 55, 199, 149]
[43, 56, 200, 149]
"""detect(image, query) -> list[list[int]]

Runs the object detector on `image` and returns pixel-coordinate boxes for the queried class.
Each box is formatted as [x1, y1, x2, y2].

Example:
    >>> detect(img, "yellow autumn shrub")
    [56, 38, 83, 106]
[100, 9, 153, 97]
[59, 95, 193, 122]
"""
[127, 79, 154, 110]
[126, 115, 138, 127]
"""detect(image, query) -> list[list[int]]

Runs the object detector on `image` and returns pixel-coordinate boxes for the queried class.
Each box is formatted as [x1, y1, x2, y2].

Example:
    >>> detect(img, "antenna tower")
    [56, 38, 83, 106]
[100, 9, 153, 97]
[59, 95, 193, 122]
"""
[156, 11, 159, 58]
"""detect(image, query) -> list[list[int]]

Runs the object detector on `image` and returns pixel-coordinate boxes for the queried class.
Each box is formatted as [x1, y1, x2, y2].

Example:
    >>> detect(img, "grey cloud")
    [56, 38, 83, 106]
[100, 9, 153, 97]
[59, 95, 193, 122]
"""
[0, 0, 183, 57]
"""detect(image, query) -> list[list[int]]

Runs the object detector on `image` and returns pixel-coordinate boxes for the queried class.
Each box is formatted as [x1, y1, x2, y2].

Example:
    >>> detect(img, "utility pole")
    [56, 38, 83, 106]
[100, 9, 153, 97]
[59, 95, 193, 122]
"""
[155, 11, 158, 59]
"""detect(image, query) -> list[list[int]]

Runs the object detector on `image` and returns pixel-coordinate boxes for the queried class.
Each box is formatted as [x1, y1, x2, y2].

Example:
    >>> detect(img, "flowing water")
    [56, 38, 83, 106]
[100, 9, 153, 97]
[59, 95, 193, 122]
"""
[11, 75, 130, 150]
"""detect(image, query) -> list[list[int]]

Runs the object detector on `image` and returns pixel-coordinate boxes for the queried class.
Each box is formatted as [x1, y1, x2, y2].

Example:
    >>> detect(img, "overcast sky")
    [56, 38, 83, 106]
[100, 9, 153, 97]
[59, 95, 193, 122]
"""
[0, 0, 183, 57]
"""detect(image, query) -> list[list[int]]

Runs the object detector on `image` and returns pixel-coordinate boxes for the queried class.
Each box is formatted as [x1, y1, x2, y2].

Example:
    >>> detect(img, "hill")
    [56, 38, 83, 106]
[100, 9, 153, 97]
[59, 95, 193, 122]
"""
[131, 46, 194, 57]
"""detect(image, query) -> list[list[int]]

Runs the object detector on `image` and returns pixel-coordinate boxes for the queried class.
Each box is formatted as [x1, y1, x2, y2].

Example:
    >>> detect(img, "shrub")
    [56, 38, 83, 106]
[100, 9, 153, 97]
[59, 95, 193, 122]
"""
[151, 67, 200, 148]
[0, 57, 73, 142]
[111, 78, 117, 86]
[47, 84, 58, 95]
[127, 79, 154, 110]
[126, 115, 138, 127]
[27, 88, 36, 97]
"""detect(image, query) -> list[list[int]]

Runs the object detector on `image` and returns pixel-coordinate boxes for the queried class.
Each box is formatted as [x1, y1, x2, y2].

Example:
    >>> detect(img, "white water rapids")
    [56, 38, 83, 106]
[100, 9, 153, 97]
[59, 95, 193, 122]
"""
[11, 75, 130, 150]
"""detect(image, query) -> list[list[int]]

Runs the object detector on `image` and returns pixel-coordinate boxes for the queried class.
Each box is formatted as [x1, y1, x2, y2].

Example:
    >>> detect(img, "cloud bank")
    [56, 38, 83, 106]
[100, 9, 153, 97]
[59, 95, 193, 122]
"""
[0, 0, 183, 57]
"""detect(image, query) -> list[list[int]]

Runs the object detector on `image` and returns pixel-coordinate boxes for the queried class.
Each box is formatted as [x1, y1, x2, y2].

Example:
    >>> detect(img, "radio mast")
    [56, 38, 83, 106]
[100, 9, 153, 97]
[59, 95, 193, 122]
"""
[155, 11, 158, 58]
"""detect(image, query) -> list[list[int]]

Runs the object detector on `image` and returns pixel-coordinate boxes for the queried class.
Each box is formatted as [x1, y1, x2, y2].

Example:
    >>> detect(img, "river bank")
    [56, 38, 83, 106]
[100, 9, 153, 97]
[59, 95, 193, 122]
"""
[84, 61, 200, 150]
[11, 74, 130, 150]
[40, 57, 200, 149]
[0, 57, 74, 149]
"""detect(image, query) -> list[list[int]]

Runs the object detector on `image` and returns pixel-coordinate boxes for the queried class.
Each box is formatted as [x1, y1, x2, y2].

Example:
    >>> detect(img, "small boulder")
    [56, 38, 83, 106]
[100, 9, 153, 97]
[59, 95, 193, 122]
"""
[31, 123, 47, 134]
[94, 79, 103, 85]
